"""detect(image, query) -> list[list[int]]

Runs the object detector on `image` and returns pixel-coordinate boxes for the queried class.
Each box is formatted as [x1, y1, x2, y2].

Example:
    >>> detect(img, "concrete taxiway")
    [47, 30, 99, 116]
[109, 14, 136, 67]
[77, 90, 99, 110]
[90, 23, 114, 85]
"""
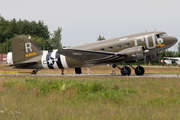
[0, 73, 180, 78]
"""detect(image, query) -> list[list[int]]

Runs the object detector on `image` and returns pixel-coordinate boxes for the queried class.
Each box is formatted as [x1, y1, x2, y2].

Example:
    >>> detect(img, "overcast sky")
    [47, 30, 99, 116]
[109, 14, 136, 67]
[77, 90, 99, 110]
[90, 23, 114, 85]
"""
[1, 0, 180, 51]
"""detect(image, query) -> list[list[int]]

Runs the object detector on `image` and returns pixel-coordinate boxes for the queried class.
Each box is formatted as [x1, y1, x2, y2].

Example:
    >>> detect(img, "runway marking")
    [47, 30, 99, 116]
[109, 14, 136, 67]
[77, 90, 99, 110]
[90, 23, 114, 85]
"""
[0, 71, 31, 73]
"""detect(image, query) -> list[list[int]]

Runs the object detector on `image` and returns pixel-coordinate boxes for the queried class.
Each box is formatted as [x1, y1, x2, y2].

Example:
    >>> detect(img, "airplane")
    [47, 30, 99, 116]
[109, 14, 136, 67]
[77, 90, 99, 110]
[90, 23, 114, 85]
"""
[163, 57, 180, 66]
[7, 31, 177, 76]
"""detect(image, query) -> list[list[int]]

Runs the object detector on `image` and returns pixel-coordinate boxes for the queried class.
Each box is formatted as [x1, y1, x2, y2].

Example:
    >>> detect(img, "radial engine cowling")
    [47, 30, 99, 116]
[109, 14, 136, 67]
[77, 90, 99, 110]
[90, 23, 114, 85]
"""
[118, 46, 144, 61]
[146, 53, 159, 62]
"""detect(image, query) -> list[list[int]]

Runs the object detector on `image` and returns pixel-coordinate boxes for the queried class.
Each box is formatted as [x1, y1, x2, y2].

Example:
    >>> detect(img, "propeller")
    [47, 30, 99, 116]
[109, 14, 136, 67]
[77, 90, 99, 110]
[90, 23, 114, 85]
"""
[142, 47, 147, 65]
[157, 52, 160, 66]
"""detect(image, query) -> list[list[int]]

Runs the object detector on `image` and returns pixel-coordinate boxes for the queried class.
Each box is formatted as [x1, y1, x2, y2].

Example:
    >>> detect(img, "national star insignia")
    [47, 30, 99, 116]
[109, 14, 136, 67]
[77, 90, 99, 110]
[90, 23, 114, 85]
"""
[43, 57, 58, 66]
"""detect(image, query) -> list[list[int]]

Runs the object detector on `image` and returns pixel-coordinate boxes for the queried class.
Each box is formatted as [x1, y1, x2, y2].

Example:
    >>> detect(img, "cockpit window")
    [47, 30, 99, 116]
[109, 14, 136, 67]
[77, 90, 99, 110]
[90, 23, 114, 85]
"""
[160, 33, 167, 36]
[156, 33, 167, 38]
[156, 34, 160, 38]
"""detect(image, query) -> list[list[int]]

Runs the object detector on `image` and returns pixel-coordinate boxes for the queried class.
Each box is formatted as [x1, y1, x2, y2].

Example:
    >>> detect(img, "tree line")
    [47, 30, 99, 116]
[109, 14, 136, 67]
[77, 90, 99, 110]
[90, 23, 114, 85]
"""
[0, 15, 62, 53]
[1, 14, 179, 65]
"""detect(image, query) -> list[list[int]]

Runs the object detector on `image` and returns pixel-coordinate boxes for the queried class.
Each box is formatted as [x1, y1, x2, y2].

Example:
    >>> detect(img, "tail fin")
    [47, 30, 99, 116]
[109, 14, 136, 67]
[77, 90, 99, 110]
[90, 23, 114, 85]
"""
[11, 35, 42, 63]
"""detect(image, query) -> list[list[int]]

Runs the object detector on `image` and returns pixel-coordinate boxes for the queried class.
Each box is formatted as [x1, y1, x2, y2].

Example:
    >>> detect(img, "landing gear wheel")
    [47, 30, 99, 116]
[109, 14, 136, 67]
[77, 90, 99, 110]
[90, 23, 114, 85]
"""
[31, 68, 41, 74]
[135, 66, 145, 75]
[121, 66, 131, 76]
[31, 70, 37, 74]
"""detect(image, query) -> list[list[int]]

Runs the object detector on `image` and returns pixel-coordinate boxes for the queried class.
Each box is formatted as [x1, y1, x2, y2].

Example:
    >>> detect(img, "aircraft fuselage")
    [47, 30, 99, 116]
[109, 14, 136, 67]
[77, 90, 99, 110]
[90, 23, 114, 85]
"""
[9, 31, 177, 75]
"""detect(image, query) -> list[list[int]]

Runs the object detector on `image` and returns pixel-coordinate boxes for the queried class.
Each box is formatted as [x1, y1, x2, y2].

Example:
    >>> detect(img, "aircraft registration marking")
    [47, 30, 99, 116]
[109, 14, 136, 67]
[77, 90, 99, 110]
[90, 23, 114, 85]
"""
[25, 52, 37, 57]
[134, 35, 157, 49]
[73, 52, 82, 55]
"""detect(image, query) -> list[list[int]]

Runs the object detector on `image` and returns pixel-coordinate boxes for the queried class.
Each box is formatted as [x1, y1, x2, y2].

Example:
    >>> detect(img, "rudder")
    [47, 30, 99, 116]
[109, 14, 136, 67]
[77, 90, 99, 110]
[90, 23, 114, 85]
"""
[11, 35, 42, 63]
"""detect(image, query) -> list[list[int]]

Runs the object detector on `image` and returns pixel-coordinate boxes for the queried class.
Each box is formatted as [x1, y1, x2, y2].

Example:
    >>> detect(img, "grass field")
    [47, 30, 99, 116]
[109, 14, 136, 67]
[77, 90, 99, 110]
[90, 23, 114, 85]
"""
[1, 75, 180, 119]
[1, 64, 180, 119]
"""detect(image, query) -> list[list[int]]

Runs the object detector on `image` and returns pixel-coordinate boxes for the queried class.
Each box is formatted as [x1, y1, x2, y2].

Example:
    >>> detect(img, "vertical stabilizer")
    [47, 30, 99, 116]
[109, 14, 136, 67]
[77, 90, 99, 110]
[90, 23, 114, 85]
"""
[11, 35, 42, 63]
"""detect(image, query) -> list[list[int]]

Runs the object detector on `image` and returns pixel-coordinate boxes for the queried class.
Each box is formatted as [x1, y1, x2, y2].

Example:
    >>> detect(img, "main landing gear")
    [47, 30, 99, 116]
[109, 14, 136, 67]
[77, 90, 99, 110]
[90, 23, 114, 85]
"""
[135, 66, 145, 75]
[116, 65, 131, 76]
[31, 68, 41, 74]
[115, 64, 145, 76]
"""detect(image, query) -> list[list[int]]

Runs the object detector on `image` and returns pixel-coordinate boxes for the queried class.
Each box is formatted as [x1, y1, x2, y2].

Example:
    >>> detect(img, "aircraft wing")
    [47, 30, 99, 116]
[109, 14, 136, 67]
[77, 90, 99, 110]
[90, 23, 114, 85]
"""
[163, 57, 176, 59]
[57, 49, 127, 64]
[163, 57, 173, 59]
[164, 60, 172, 64]
[163, 57, 180, 60]
[6, 62, 38, 67]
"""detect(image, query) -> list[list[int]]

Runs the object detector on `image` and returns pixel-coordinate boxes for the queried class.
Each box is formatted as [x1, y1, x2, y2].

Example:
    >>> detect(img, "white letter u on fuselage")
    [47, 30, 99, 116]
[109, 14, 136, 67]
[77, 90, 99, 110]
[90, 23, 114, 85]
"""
[145, 35, 156, 49]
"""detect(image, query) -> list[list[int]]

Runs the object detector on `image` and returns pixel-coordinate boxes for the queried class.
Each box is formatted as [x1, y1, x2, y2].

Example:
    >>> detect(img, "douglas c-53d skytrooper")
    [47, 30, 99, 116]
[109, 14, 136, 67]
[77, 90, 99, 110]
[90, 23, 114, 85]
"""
[8, 31, 177, 76]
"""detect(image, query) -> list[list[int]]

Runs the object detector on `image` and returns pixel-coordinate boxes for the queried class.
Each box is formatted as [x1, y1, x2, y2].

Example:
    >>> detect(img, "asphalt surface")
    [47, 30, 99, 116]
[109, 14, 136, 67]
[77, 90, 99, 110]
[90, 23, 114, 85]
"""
[1, 73, 180, 78]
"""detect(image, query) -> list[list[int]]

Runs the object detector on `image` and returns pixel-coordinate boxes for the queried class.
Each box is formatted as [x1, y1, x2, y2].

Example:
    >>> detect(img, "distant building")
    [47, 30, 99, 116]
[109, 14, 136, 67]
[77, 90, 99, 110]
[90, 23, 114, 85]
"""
[0, 53, 7, 63]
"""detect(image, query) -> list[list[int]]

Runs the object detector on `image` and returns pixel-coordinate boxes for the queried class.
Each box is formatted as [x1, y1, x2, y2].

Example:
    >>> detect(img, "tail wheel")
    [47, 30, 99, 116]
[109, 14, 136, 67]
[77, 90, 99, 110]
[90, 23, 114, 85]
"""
[121, 66, 131, 76]
[31, 70, 37, 74]
[135, 66, 145, 75]
[31, 68, 41, 74]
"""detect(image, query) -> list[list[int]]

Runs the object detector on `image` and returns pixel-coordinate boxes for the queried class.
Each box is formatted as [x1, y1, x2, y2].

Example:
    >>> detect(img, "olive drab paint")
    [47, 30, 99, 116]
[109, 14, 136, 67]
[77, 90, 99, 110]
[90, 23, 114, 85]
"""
[134, 34, 156, 49]
[9, 31, 177, 75]
[145, 35, 156, 49]
[41, 50, 70, 69]
[11, 35, 42, 63]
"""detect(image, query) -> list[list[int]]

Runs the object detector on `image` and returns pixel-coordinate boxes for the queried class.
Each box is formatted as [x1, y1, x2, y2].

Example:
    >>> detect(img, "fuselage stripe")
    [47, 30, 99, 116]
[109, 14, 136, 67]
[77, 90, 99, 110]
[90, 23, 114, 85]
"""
[51, 50, 59, 69]
[41, 51, 48, 69]
[60, 55, 69, 68]
[56, 52, 64, 69]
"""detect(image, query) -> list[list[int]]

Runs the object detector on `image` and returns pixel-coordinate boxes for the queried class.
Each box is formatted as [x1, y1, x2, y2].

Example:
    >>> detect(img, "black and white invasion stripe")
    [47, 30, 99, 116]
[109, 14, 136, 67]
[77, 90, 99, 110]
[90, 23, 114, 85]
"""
[41, 50, 69, 69]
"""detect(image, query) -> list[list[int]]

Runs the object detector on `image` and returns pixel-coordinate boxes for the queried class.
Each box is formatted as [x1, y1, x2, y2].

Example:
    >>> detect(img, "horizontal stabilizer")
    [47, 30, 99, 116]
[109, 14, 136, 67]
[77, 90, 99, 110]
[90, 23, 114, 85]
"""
[57, 49, 127, 64]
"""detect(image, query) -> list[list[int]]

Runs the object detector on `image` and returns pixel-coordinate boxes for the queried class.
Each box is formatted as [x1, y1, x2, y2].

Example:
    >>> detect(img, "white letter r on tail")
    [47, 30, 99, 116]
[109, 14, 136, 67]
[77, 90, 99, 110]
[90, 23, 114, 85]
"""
[25, 43, 32, 52]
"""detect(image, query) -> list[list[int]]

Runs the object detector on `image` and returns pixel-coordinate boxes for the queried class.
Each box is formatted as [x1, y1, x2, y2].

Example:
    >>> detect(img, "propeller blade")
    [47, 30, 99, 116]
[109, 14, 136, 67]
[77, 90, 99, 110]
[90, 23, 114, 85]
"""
[157, 53, 160, 66]
[142, 47, 146, 65]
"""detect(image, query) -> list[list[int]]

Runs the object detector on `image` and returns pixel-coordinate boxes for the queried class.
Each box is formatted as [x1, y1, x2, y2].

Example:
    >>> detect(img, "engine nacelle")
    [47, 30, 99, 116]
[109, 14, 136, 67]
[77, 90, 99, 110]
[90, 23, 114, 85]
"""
[146, 53, 159, 62]
[118, 46, 144, 61]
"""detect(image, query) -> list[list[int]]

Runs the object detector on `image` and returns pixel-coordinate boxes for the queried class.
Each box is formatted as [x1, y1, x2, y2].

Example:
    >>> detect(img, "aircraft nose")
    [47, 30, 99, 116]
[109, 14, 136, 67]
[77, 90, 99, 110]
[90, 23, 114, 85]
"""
[169, 36, 178, 44]
[162, 36, 178, 45]
[174, 37, 178, 43]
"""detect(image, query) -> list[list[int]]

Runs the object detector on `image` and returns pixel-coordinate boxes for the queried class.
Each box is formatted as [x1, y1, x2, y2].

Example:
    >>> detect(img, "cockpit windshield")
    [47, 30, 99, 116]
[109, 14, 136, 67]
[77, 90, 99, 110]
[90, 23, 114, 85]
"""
[156, 33, 168, 38]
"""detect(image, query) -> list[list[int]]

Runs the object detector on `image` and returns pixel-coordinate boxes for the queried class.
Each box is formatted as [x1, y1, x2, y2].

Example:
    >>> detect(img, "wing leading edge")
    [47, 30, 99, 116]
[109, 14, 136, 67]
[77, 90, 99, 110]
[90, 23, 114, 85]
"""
[7, 62, 38, 68]
[57, 49, 127, 64]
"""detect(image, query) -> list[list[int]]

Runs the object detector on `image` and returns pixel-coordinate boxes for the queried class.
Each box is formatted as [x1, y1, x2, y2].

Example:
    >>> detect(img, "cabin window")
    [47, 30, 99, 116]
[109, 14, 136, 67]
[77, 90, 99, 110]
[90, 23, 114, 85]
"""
[101, 48, 104, 51]
[126, 43, 130, 47]
[117, 45, 121, 48]
[109, 47, 113, 50]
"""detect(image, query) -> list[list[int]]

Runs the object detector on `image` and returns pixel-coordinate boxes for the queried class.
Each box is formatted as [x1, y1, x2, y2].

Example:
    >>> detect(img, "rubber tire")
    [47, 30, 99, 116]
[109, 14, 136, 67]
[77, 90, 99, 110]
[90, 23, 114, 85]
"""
[121, 66, 131, 76]
[75, 67, 82, 74]
[135, 66, 145, 75]
[31, 70, 37, 74]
